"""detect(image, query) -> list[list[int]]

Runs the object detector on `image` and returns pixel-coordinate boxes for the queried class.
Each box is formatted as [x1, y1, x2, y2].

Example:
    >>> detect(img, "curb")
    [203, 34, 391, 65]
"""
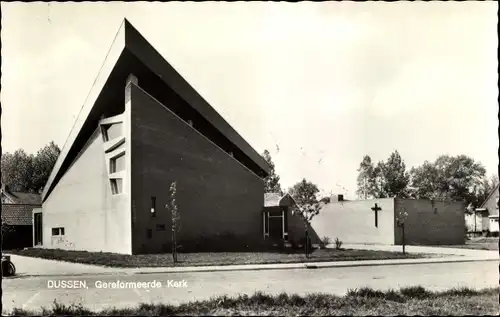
[6, 257, 497, 279]
[131, 257, 499, 275]
[4, 271, 136, 280]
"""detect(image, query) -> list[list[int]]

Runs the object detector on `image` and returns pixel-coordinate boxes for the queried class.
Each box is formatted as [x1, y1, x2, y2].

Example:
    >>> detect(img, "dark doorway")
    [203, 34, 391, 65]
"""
[34, 212, 43, 246]
[269, 216, 283, 240]
[263, 209, 286, 241]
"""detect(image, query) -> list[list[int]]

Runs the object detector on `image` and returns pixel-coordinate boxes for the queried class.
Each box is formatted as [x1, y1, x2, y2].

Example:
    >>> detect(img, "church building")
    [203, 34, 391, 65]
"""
[36, 19, 270, 254]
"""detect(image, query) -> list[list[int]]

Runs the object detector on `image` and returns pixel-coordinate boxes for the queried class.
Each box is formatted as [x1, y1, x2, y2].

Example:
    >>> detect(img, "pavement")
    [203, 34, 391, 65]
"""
[2, 260, 498, 314]
[4, 254, 120, 278]
[5, 245, 498, 278]
[340, 244, 499, 259]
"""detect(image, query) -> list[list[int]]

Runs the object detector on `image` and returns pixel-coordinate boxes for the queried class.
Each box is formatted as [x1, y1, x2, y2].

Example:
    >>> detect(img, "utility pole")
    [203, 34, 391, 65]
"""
[397, 208, 408, 255]
[402, 223, 405, 254]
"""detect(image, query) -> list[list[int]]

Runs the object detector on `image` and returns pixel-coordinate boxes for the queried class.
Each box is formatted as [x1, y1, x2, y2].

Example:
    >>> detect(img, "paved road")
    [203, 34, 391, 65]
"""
[2, 261, 498, 313]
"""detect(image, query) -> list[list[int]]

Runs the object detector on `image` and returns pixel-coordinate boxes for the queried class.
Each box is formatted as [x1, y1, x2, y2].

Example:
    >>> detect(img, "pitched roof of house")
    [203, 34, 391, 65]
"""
[480, 183, 500, 209]
[1, 204, 37, 226]
[264, 193, 297, 207]
[3, 191, 42, 205]
[264, 193, 282, 207]
[42, 18, 270, 202]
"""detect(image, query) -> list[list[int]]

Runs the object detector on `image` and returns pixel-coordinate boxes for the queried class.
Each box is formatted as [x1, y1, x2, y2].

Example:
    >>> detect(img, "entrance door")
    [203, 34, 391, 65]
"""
[268, 209, 284, 240]
[34, 212, 43, 246]
[269, 216, 283, 240]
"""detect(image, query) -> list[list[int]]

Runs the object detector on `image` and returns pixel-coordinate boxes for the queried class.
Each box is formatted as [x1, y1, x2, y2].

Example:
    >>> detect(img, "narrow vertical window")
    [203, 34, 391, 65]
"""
[283, 207, 288, 241]
[147, 229, 152, 239]
[264, 212, 269, 238]
[102, 126, 109, 142]
[151, 196, 156, 217]
[110, 153, 125, 173]
[110, 179, 123, 195]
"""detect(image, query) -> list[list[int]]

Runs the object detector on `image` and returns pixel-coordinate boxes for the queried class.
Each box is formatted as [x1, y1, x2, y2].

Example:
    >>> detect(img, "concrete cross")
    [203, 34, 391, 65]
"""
[371, 203, 382, 228]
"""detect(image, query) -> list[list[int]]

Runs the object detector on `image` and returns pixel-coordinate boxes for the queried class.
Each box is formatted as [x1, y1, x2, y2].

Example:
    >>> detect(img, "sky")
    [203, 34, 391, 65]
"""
[1, 2, 498, 199]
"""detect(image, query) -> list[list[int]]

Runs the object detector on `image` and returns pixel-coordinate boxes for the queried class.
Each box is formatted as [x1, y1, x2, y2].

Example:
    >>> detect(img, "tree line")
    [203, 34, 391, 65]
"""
[355, 150, 498, 210]
[2, 143, 496, 211]
[261, 149, 498, 212]
[1, 141, 61, 194]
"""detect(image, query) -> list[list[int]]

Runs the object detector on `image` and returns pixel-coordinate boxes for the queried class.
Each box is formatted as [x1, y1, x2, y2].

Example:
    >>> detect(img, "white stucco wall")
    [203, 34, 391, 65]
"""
[310, 198, 396, 245]
[41, 126, 131, 254]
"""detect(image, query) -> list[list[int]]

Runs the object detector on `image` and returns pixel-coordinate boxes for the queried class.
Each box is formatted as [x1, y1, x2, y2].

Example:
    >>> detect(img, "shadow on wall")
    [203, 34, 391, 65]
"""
[308, 225, 322, 245]
[286, 208, 322, 247]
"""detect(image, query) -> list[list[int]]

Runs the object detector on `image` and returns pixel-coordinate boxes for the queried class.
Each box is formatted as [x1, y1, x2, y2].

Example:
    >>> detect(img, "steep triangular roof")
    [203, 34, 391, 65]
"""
[2, 191, 42, 205]
[42, 19, 270, 202]
[479, 183, 500, 209]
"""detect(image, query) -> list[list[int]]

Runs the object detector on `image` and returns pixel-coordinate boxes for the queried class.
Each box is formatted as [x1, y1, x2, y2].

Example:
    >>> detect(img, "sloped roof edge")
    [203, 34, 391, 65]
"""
[2, 191, 42, 205]
[480, 183, 500, 209]
[123, 20, 270, 176]
[41, 20, 127, 202]
[42, 18, 270, 202]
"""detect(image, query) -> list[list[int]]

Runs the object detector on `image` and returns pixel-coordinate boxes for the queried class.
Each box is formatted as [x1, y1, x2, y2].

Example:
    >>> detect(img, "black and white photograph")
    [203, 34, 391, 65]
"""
[0, 1, 498, 315]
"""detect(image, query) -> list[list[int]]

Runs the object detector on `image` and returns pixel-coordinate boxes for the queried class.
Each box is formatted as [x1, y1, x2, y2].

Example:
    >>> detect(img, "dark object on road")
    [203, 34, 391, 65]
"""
[2, 255, 16, 277]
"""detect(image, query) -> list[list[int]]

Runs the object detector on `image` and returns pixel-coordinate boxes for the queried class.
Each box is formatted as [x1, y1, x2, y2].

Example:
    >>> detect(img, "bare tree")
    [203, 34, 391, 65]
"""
[167, 182, 180, 263]
[396, 208, 409, 254]
[299, 202, 322, 258]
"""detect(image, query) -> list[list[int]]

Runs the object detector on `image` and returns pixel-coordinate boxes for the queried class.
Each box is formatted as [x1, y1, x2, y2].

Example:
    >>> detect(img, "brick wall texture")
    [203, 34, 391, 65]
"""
[130, 84, 265, 253]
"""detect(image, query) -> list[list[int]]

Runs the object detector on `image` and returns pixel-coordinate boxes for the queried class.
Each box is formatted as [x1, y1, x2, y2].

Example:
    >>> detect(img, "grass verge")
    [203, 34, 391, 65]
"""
[7, 247, 424, 268]
[8, 286, 499, 316]
[444, 237, 499, 251]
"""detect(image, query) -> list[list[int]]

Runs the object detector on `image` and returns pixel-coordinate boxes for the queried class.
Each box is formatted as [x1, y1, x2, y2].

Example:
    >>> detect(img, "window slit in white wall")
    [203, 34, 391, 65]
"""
[110, 179, 123, 195]
[110, 153, 125, 173]
[102, 126, 109, 142]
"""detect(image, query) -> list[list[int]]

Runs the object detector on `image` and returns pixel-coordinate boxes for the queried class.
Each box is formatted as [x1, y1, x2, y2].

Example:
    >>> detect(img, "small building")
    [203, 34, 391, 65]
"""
[263, 193, 293, 241]
[488, 215, 499, 233]
[263, 193, 307, 244]
[475, 183, 499, 235]
[310, 197, 465, 246]
[465, 209, 489, 234]
[1, 184, 41, 250]
[263, 193, 325, 245]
